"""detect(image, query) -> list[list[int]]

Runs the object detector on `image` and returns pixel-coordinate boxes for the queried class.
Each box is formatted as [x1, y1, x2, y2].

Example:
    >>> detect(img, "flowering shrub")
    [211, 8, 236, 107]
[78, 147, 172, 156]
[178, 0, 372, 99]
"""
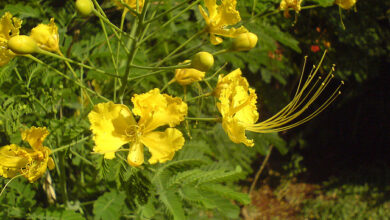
[0, 0, 351, 219]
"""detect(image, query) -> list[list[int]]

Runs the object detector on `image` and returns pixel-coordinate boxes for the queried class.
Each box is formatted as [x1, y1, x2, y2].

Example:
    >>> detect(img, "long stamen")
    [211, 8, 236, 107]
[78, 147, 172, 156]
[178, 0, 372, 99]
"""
[245, 53, 343, 133]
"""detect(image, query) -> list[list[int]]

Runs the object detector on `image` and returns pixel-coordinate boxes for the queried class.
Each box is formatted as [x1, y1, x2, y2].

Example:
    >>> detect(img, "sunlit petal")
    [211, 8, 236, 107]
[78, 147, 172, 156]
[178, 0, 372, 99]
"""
[88, 102, 135, 159]
[141, 128, 184, 164]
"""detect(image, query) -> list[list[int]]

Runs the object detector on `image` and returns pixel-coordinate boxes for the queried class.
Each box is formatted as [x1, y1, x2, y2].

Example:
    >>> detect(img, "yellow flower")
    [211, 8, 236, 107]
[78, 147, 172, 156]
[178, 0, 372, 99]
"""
[0, 12, 22, 67]
[279, 0, 302, 18]
[214, 69, 259, 147]
[215, 64, 342, 147]
[199, 0, 248, 45]
[113, 0, 145, 12]
[175, 60, 205, 86]
[30, 18, 59, 52]
[88, 88, 188, 166]
[0, 127, 55, 182]
[335, 0, 356, 10]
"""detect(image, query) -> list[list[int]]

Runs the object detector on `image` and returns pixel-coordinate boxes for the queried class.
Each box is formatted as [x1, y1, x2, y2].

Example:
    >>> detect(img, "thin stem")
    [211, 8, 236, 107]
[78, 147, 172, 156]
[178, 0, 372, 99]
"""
[37, 49, 119, 78]
[138, 0, 202, 45]
[212, 49, 230, 56]
[186, 92, 213, 102]
[51, 136, 91, 154]
[161, 79, 176, 92]
[249, 145, 273, 195]
[144, 0, 191, 24]
[26, 55, 110, 102]
[154, 29, 206, 67]
[249, 5, 321, 21]
[131, 63, 191, 70]
[185, 117, 220, 122]
[0, 175, 23, 198]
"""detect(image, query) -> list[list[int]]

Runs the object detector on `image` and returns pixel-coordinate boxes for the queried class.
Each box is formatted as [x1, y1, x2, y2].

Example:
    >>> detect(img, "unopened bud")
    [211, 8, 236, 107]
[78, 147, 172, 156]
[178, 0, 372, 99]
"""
[8, 35, 38, 54]
[191, 52, 214, 72]
[175, 60, 205, 86]
[335, 0, 356, 10]
[232, 32, 258, 51]
[76, 0, 94, 16]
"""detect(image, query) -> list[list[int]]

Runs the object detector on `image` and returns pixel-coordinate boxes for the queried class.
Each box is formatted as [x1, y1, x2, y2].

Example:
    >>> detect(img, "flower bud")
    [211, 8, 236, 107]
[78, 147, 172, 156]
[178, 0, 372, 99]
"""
[175, 60, 205, 86]
[127, 142, 144, 167]
[335, 0, 356, 10]
[8, 35, 38, 54]
[191, 52, 214, 72]
[75, 0, 94, 16]
[232, 32, 258, 51]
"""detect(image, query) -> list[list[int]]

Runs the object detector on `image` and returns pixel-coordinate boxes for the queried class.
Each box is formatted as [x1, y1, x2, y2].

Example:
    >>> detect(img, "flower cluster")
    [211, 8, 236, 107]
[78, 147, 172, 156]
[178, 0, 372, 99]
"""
[0, 127, 55, 182]
[0, 12, 60, 67]
[88, 89, 188, 166]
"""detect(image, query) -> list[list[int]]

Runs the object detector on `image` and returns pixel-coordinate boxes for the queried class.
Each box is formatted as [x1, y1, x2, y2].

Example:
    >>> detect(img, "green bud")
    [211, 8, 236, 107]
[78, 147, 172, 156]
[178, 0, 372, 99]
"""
[8, 35, 38, 54]
[191, 52, 214, 72]
[232, 32, 258, 52]
[76, 0, 94, 17]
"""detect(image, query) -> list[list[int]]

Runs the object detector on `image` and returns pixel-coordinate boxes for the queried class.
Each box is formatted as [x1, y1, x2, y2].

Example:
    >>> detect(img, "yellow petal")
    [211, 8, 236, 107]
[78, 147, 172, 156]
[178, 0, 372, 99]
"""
[0, 144, 32, 178]
[210, 34, 223, 45]
[127, 142, 144, 167]
[175, 60, 205, 86]
[88, 102, 135, 159]
[132, 88, 188, 133]
[215, 69, 259, 147]
[199, 0, 248, 44]
[222, 117, 254, 147]
[21, 126, 49, 151]
[141, 128, 185, 164]
[24, 148, 52, 182]
[113, 0, 145, 12]
[214, 69, 249, 98]
[0, 12, 22, 67]
[30, 18, 59, 52]
[204, 0, 218, 19]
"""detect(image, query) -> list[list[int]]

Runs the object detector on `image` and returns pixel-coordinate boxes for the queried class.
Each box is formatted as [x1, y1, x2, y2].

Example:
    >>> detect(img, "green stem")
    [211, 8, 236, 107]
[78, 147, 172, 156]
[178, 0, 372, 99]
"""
[144, 0, 192, 24]
[155, 29, 206, 67]
[92, 9, 133, 38]
[26, 55, 110, 102]
[185, 117, 220, 122]
[37, 49, 119, 78]
[161, 79, 176, 92]
[70, 148, 94, 166]
[250, 4, 321, 21]
[186, 92, 213, 102]
[119, 18, 140, 102]
[131, 63, 190, 70]
[204, 62, 227, 81]
[114, 10, 128, 102]
[212, 49, 230, 56]
[51, 136, 91, 154]
[138, 0, 202, 45]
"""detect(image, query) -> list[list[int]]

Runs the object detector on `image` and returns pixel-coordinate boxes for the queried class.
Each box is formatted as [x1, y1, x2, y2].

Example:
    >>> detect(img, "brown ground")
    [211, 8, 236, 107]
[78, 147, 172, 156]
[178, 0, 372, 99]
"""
[242, 181, 322, 220]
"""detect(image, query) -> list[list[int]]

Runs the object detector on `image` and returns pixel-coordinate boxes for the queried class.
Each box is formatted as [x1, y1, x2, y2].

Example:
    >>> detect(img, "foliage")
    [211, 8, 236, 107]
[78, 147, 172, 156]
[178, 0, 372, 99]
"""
[1, 0, 387, 219]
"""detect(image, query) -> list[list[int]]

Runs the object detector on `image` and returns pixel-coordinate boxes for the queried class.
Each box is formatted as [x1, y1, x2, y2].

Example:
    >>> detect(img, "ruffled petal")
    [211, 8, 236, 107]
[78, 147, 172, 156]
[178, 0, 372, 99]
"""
[0, 12, 22, 67]
[215, 69, 259, 147]
[210, 34, 223, 45]
[132, 88, 188, 133]
[174, 61, 205, 86]
[30, 18, 59, 52]
[141, 128, 184, 164]
[21, 126, 49, 151]
[88, 102, 135, 159]
[24, 147, 52, 182]
[0, 144, 32, 178]
[204, 0, 217, 19]
[222, 117, 254, 147]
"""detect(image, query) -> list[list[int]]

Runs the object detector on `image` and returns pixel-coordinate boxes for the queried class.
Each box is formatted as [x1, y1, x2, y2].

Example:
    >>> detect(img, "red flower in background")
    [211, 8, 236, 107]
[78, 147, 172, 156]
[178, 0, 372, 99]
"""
[311, 45, 320, 53]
